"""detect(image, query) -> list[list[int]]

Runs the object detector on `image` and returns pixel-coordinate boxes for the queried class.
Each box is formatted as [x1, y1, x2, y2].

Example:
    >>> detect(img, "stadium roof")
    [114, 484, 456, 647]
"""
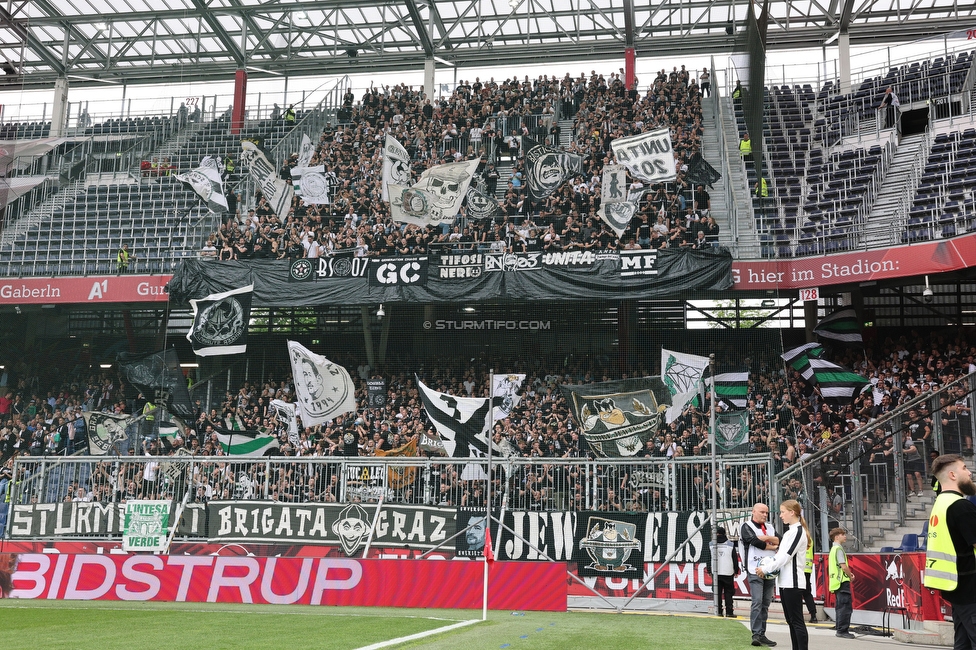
[1, 0, 974, 90]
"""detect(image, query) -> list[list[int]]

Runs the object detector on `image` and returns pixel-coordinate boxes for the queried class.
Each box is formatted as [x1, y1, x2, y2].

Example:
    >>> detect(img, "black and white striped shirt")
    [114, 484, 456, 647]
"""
[766, 522, 808, 590]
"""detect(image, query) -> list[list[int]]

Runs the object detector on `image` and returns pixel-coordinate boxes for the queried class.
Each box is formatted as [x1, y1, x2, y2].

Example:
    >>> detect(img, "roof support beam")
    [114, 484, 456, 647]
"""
[189, 0, 245, 67]
[403, 0, 434, 57]
[0, 5, 64, 74]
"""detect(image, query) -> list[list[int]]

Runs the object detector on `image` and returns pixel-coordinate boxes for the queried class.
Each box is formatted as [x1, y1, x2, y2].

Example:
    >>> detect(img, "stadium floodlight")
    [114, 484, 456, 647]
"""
[824, 31, 841, 45]
[433, 56, 454, 67]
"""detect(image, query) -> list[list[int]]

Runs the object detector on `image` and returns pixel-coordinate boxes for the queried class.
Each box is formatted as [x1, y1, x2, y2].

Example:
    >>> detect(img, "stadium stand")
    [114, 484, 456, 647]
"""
[1, 328, 973, 523]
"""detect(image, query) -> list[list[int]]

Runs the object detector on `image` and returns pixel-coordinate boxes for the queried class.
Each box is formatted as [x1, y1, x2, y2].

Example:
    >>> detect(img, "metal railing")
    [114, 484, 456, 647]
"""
[773, 371, 976, 552]
[5, 453, 773, 539]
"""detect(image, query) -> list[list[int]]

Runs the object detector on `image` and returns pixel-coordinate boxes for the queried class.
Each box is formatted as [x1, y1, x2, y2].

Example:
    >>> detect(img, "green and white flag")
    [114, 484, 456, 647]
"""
[662, 349, 709, 423]
[215, 427, 280, 457]
[122, 500, 172, 552]
[809, 357, 870, 409]
[813, 308, 863, 346]
[716, 411, 750, 454]
[781, 342, 824, 383]
[710, 367, 749, 410]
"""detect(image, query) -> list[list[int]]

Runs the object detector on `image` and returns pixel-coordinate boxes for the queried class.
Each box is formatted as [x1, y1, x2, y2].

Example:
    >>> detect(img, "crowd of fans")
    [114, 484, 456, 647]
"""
[1, 328, 974, 517]
[201, 66, 720, 262]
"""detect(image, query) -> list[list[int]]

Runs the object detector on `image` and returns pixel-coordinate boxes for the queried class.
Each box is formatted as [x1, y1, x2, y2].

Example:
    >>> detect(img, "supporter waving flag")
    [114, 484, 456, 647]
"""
[291, 165, 330, 205]
[417, 376, 491, 459]
[813, 308, 864, 346]
[661, 349, 710, 423]
[186, 284, 253, 356]
[287, 341, 357, 427]
[214, 427, 280, 457]
[117, 349, 197, 422]
[523, 137, 583, 202]
[175, 156, 228, 213]
[611, 127, 677, 183]
[295, 133, 316, 169]
[382, 134, 412, 202]
[270, 398, 300, 446]
[240, 140, 294, 221]
[388, 158, 479, 228]
[598, 164, 638, 237]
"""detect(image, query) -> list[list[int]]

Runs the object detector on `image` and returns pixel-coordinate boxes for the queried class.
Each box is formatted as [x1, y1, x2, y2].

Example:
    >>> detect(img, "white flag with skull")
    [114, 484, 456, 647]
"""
[388, 158, 480, 228]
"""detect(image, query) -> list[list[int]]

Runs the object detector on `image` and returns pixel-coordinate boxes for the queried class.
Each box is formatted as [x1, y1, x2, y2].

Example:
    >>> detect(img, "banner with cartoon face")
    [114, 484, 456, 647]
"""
[287, 340, 357, 426]
[382, 134, 413, 202]
[562, 378, 667, 458]
[205, 501, 456, 555]
[388, 159, 480, 228]
[523, 137, 583, 202]
[575, 512, 646, 579]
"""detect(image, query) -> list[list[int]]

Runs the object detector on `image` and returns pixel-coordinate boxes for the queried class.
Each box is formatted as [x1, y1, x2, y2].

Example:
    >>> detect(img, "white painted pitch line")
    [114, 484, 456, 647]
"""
[353, 618, 482, 650]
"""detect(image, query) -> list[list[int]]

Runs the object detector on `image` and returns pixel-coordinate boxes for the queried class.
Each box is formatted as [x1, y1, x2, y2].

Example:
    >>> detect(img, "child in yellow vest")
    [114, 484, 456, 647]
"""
[829, 527, 855, 639]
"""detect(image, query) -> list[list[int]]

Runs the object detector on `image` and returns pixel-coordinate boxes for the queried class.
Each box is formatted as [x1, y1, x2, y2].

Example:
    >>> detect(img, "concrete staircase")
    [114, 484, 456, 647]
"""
[702, 96, 759, 257]
[862, 489, 934, 550]
[860, 132, 928, 249]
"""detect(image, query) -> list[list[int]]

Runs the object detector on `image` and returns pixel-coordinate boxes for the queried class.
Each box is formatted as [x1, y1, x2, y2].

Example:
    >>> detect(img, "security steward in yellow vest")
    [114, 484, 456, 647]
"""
[924, 454, 976, 649]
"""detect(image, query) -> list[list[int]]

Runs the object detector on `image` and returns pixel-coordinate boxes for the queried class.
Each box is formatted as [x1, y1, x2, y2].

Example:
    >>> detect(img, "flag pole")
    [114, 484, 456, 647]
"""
[709, 353, 720, 617]
[484, 368, 494, 622]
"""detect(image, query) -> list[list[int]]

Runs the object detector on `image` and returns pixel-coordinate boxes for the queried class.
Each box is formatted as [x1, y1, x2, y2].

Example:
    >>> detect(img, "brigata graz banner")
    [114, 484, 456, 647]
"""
[206, 502, 455, 553]
[167, 248, 733, 306]
[7, 553, 566, 611]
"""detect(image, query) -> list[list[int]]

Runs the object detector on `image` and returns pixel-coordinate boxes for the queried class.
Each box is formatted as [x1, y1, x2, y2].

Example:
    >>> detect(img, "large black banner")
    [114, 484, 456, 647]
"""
[7, 502, 205, 538]
[8, 502, 709, 568]
[167, 248, 733, 306]
[206, 501, 456, 555]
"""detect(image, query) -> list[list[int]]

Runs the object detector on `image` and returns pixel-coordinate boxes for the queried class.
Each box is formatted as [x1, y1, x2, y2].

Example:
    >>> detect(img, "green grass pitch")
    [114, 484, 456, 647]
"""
[0, 600, 752, 649]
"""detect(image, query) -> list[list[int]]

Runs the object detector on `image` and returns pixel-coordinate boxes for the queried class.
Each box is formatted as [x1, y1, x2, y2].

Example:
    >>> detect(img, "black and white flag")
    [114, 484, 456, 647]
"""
[270, 399, 300, 446]
[465, 184, 504, 221]
[296, 133, 316, 169]
[560, 378, 665, 458]
[366, 379, 387, 408]
[599, 164, 638, 237]
[241, 140, 294, 220]
[117, 349, 197, 422]
[175, 156, 228, 213]
[389, 159, 479, 228]
[491, 373, 526, 421]
[83, 411, 132, 455]
[291, 165, 330, 205]
[611, 127, 677, 183]
[287, 341, 357, 426]
[523, 137, 583, 202]
[684, 152, 721, 189]
[382, 134, 412, 202]
[417, 377, 492, 459]
[186, 284, 252, 356]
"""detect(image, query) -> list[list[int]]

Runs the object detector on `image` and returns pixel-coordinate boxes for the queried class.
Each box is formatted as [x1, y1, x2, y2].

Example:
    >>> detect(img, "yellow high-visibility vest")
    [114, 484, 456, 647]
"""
[829, 543, 851, 592]
[923, 491, 964, 592]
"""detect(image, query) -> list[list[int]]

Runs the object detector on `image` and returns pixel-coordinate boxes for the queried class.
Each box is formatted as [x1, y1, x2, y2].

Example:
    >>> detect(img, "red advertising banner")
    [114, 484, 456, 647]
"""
[731, 233, 976, 290]
[3, 553, 566, 611]
[815, 552, 946, 622]
[0, 275, 171, 305]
